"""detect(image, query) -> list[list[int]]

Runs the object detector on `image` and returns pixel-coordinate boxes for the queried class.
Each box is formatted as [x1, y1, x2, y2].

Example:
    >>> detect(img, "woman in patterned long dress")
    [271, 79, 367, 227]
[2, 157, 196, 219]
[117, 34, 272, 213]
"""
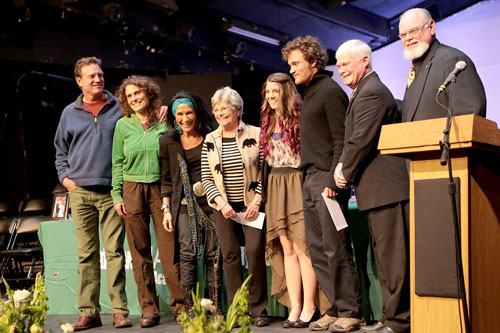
[260, 73, 328, 328]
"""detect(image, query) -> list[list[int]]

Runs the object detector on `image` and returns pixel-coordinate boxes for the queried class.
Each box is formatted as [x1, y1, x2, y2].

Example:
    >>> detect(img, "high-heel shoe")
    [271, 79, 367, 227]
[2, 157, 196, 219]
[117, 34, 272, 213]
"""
[282, 319, 297, 328]
[292, 307, 320, 328]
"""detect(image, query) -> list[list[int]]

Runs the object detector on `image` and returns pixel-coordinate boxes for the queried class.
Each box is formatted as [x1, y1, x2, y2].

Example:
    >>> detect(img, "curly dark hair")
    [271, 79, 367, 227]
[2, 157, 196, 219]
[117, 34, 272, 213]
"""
[167, 91, 213, 137]
[116, 75, 161, 127]
[282, 35, 328, 69]
[259, 73, 302, 159]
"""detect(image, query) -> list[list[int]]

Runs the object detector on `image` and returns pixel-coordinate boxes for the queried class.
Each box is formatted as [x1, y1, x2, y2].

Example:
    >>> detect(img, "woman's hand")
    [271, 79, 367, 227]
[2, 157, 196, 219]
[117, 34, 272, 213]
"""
[215, 195, 237, 219]
[157, 105, 168, 122]
[162, 212, 174, 232]
[114, 202, 127, 219]
[221, 202, 237, 219]
[323, 187, 338, 198]
[243, 194, 261, 221]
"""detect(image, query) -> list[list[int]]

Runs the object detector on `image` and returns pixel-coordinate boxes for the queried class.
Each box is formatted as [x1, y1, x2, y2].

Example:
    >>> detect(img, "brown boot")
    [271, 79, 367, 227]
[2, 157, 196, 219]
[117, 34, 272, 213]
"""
[72, 316, 102, 331]
[140, 316, 160, 328]
[113, 313, 132, 328]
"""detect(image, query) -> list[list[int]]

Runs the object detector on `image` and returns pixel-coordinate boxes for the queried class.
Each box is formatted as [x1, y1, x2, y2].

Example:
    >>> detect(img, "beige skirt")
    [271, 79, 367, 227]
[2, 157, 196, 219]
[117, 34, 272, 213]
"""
[265, 167, 330, 312]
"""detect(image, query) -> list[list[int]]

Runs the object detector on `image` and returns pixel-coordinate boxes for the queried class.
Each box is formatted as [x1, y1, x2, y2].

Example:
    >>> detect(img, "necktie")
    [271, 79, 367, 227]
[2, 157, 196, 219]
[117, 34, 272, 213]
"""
[407, 64, 415, 88]
[350, 90, 356, 101]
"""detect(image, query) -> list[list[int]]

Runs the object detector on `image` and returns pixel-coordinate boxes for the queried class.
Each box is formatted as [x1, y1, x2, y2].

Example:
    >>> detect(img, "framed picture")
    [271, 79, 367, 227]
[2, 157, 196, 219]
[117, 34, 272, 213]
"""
[52, 192, 69, 220]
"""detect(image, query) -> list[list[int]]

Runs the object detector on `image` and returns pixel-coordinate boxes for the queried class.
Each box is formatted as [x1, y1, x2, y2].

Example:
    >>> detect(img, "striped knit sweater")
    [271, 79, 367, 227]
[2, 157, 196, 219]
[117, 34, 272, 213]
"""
[201, 121, 262, 211]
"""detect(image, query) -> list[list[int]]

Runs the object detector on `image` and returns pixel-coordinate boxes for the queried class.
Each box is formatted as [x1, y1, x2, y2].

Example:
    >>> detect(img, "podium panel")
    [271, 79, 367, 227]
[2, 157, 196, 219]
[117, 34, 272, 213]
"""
[414, 177, 461, 298]
[410, 157, 469, 333]
[379, 115, 500, 333]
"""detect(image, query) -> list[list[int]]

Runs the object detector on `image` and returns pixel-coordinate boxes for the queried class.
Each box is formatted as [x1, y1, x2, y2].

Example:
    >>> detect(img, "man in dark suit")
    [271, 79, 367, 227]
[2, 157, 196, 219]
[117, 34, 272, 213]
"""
[334, 39, 410, 333]
[399, 7, 486, 122]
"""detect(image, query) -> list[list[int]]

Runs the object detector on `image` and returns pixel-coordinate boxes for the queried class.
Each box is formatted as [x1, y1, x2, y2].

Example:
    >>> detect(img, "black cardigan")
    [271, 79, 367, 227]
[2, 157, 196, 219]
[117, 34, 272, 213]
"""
[159, 132, 185, 226]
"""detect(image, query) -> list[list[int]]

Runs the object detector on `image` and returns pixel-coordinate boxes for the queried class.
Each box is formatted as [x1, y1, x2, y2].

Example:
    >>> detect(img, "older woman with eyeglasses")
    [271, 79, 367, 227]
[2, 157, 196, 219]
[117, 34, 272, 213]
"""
[201, 86, 269, 327]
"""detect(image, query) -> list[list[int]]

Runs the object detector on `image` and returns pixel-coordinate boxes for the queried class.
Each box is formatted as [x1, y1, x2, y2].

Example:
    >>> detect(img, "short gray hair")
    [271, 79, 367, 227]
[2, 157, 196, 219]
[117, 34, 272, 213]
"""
[336, 39, 373, 68]
[400, 8, 433, 22]
[211, 86, 244, 118]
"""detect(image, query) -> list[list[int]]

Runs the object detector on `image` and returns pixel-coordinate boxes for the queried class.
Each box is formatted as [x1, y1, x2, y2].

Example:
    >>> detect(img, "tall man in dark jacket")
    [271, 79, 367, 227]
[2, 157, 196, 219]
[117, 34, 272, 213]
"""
[335, 39, 410, 333]
[399, 8, 486, 121]
[282, 36, 362, 332]
[54, 57, 132, 331]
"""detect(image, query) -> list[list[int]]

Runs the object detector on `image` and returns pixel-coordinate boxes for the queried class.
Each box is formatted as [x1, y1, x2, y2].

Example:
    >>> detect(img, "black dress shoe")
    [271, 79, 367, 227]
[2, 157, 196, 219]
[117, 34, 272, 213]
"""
[292, 307, 320, 328]
[253, 316, 270, 327]
[283, 319, 297, 328]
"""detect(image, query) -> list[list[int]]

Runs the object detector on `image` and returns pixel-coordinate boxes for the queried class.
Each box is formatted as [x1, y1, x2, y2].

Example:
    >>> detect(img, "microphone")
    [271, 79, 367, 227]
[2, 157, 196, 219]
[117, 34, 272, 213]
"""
[437, 61, 467, 95]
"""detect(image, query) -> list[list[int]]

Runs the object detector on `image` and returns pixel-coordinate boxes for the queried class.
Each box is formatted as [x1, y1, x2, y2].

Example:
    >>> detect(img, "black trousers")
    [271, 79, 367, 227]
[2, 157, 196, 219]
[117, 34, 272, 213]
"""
[367, 201, 410, 332]
[177, 205, 222, 288]
[302, 168, 361, 318]
[212, 202, 268, 318]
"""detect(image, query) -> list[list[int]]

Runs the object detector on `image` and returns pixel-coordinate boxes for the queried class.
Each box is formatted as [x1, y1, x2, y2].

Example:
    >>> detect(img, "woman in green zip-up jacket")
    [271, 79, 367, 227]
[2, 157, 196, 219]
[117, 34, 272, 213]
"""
[111, 75, 184, 327]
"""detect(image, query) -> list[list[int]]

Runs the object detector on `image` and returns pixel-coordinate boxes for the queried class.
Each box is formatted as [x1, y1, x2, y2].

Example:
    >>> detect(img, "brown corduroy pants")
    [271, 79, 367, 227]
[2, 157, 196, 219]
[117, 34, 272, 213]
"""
[122, 181, 184, 317]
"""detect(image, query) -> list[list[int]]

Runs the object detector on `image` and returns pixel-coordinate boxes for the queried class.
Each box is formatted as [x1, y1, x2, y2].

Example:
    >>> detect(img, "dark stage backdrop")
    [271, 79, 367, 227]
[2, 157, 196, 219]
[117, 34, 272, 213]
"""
[0, 65, 269, 207]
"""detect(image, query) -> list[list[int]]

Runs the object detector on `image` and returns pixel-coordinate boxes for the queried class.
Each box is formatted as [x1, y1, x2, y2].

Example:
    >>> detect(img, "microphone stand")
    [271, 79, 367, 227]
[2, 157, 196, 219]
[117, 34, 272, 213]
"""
[439, 77, 471, 333]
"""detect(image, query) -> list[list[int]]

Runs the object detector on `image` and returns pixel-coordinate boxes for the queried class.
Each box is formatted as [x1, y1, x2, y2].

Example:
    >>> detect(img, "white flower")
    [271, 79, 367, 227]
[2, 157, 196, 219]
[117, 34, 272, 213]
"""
[60, 323, 74, 333]
[13, 289, 31, 306]
[200, 298, 216, 312]
[200, 298, 213, 308]
[30, 324, 44, 333]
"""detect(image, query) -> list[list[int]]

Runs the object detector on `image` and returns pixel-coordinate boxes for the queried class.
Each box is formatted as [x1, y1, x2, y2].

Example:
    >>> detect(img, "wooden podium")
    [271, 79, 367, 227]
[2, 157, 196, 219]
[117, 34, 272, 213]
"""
[378, 114, 500, 333]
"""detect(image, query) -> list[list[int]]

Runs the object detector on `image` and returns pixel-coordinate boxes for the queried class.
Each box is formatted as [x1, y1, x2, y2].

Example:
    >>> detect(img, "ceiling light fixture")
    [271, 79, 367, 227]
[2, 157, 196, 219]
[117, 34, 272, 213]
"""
[223, 18, 287, 46]
[227, 26, 281, 46]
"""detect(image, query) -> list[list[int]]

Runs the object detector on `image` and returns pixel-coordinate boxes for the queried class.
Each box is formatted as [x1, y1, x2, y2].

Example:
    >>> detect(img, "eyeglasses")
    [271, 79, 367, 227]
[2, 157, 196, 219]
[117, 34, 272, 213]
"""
[212, 106, 232, 114]
[398, 21, 431, 40]
[126, 89, 144, 100]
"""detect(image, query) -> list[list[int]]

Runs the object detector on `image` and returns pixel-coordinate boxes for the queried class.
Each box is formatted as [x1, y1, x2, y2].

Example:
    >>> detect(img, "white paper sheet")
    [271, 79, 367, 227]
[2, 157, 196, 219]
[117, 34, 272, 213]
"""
[231, 212, 265, 230]
[321, 193, 348, 231]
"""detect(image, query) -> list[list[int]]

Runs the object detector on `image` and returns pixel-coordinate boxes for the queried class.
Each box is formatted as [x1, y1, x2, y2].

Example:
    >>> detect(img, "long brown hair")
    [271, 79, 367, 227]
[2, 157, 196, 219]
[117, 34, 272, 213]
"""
[116, 75, 161, 127]
[259, 73, 302, 158]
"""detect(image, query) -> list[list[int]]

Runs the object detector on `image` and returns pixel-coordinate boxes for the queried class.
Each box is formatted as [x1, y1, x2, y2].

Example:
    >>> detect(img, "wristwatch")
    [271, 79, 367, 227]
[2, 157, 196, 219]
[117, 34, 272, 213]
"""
[161, 203, 170, 211]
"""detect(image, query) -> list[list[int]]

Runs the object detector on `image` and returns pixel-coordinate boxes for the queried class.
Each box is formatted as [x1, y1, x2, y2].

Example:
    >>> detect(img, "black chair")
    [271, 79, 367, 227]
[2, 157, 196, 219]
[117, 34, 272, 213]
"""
[0, 198, 51, 288]
[0, 201, 14, 250]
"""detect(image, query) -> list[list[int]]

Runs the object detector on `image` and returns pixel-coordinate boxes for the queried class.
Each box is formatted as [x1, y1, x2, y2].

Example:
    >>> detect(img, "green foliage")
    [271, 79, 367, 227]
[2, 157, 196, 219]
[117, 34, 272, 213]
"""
[0, 274, 49, 333]
[178, 275, 252, 333]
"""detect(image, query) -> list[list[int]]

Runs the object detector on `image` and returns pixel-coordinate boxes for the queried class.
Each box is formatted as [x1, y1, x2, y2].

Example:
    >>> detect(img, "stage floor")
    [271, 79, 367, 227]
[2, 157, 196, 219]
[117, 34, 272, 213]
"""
[45, 314, 367, 332]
